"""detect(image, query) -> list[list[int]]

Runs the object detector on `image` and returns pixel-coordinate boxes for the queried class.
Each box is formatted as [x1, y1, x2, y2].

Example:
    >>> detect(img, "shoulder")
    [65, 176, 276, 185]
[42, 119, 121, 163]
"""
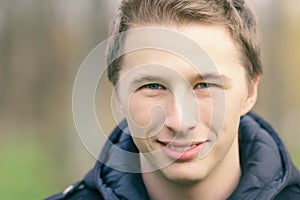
[274, 184, 300, 200]
[45, 181, 104, 200]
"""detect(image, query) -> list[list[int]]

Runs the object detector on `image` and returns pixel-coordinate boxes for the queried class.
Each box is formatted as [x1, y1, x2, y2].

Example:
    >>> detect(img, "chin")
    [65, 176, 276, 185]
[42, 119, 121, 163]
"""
[160, 162, 207, 185]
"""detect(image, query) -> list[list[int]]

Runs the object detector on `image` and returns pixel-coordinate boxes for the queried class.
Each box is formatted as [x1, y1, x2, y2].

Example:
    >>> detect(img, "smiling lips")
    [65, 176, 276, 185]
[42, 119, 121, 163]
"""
[159, 141, 205, 161]
[167, 143, 198, 152]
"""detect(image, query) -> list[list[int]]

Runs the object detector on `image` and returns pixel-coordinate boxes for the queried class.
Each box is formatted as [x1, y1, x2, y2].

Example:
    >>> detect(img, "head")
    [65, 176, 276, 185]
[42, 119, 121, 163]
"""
[106, 0, 262, 183]
[107, 0, 262, 87]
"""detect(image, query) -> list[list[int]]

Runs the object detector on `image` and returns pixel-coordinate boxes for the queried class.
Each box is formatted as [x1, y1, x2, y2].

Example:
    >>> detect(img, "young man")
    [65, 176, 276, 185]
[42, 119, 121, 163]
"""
[47, 0, 300, 199]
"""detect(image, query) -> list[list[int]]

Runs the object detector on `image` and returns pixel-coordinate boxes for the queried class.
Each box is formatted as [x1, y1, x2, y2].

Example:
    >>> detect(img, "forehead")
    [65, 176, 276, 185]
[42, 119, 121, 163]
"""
[121, 24, 243, 79]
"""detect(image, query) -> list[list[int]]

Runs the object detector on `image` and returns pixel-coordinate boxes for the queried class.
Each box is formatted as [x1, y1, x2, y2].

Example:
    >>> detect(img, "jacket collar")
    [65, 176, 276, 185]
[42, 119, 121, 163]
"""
[85, 112, 296, 200]
[229, 113, 286, 199]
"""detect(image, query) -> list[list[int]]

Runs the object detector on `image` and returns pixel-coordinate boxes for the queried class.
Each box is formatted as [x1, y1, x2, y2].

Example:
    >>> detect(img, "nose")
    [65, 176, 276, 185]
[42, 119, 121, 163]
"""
[164, 91, 198, 134]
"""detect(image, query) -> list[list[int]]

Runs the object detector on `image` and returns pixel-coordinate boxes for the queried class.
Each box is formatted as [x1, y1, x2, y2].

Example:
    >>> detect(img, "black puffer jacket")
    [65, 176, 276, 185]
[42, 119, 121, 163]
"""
[46, 113, 300, 200]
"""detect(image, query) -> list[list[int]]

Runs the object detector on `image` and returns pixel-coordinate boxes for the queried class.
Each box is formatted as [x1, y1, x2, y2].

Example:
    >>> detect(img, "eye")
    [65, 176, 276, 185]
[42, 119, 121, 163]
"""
[194, 82, 212, 89]
[143, 83, 165, 90]
[139, 83, 166, 97]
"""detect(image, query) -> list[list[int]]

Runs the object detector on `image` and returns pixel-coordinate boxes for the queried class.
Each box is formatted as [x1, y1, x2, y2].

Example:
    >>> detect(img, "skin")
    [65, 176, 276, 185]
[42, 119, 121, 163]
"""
[116, 24, 259, 200]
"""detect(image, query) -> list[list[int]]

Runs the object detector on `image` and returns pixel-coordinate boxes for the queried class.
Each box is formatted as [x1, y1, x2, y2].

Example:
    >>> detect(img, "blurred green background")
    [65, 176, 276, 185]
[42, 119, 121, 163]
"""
[0, 0, 299, 199]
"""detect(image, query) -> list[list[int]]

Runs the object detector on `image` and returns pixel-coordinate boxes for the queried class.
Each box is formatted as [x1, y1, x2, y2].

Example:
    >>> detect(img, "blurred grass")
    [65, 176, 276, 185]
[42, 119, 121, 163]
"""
[287, 141, 300, 170]
[0, 131, 64, 200]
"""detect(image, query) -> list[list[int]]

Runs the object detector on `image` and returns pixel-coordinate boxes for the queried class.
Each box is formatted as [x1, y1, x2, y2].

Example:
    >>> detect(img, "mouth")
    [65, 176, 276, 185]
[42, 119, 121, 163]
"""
[166, 143, 198, 152]
[158, 141, 206, 161]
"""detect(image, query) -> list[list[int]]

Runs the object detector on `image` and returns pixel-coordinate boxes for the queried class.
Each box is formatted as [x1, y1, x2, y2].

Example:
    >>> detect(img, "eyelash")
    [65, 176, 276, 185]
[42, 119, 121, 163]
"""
[194, 82, 213, 89]
[142, 82, 216, 91]
[142, 83, 165, 90]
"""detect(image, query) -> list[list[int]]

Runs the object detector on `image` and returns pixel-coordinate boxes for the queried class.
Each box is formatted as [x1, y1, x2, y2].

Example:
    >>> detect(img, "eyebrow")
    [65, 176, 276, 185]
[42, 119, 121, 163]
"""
[131, 75, 163, 86]
[192, 73, 232, 86]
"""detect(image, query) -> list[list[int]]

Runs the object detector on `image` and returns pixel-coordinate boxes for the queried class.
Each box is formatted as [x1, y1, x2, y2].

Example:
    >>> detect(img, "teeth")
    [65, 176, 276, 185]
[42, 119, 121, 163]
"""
[167, 144, 197, 152]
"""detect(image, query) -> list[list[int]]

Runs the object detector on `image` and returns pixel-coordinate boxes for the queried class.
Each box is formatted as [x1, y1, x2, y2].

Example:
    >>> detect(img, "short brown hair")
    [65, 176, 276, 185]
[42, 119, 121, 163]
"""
[107, 0, 262, 86]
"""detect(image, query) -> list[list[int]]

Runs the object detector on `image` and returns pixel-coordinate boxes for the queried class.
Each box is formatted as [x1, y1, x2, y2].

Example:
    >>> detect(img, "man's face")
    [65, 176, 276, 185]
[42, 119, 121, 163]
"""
[116, 25, 257, 183]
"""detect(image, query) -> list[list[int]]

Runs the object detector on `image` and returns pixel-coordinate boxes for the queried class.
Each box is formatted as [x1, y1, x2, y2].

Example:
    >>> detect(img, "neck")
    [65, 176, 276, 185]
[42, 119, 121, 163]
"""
[141, 137, 241, 200]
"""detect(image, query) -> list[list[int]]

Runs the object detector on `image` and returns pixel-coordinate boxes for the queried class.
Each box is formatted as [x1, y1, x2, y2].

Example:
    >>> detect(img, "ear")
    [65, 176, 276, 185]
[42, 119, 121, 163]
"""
[112, 87, 124, 115]
[240, 76, 260, 116]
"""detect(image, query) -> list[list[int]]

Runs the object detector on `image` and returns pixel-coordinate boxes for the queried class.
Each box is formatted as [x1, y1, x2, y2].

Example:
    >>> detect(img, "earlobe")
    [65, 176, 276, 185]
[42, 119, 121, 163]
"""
[241, 76, 260, 116]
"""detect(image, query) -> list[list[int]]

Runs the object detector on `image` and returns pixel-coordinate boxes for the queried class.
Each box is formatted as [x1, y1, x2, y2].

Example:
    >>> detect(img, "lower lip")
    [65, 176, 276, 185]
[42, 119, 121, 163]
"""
[161, 143, 204, 161]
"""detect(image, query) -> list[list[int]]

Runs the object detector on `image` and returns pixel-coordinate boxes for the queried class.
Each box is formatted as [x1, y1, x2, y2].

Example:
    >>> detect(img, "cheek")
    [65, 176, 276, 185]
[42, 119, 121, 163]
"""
[125, 93, 166, 138]
[125, 96, 152, 153]
[127, 95, 166, 124]
[198, 92, 226, 132]
[197, 99, 213, 126]
[127, 94, 152, 127]
[222, 89, 247, 132]
[227, 90, 246, 116]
